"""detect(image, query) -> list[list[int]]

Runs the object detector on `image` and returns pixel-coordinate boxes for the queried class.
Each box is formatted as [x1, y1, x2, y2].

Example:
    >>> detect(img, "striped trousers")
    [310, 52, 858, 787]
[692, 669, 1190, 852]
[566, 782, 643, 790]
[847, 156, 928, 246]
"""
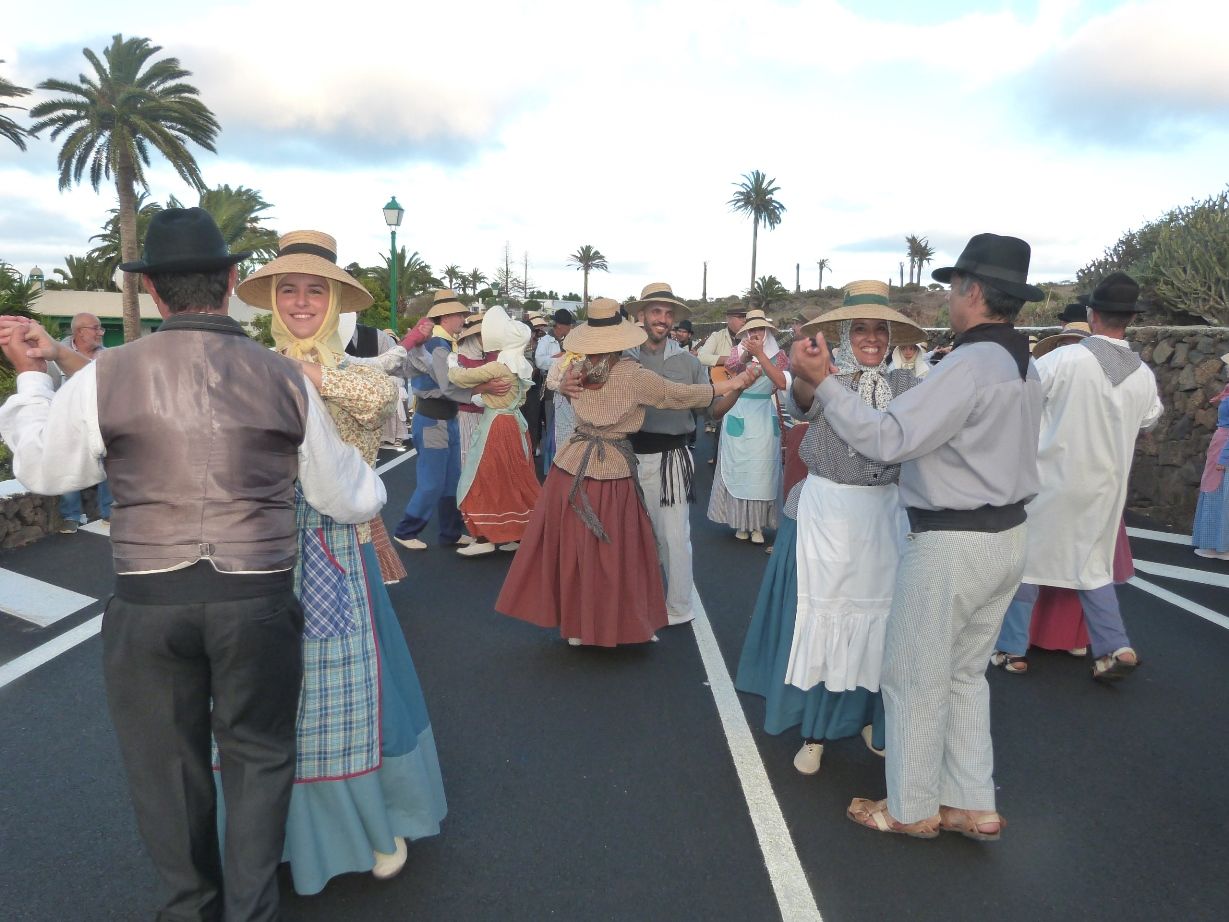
[882, 524, 1027, 824]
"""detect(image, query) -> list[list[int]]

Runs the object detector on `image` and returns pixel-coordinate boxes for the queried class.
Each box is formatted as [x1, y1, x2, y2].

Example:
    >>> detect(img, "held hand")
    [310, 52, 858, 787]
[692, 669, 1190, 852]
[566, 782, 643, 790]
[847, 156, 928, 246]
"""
[400, 317, 434, 350]
[559, 365, 584, 399]
[736, 364, 761, 389]
[1218, 465, 1226, 472]
[789, 335, 837, 387]
[475, 377, 512, 397]
[0, 317, 49, 374]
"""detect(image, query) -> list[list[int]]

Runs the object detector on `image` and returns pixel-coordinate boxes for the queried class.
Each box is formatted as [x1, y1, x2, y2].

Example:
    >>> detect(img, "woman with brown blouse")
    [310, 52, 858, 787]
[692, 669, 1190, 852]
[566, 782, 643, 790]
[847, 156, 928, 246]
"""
[496, 298, 757, 647]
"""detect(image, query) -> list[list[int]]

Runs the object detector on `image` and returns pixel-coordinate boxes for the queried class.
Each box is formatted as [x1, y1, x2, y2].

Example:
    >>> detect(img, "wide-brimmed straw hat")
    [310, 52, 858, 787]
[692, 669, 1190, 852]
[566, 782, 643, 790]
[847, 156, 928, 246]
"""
[1033, 326, 1090, 358]
[629, 282, 691, 320]
[801, 280, 925, 347]
[237, 230, 372, 312]
[563, 297, 646, 353]
[737, 308, 778, 338]
[425, 289, 470, 319]
[931, 233, 1045, 302]
[529, 316, 548, 330]
[456, 313, 484, 341]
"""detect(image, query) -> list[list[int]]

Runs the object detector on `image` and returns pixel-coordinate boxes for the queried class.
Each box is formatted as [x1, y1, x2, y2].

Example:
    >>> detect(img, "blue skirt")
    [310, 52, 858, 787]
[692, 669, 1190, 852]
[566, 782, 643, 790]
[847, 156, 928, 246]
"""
[735, 516, 885, 745]
[1193, 477, 1229, 551]
[218, 543, 448, 895]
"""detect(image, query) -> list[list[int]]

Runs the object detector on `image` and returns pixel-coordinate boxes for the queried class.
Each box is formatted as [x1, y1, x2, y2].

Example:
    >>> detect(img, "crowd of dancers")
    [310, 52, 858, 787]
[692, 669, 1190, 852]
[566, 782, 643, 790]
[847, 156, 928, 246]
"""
[0, 212, 1169, 919]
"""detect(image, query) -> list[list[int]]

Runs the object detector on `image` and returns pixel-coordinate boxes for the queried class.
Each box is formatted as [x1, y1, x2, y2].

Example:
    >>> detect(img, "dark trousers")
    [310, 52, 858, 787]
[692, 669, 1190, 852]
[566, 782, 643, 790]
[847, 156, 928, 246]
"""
[102, 591, 303, 922]
[521, 385, 543, 452]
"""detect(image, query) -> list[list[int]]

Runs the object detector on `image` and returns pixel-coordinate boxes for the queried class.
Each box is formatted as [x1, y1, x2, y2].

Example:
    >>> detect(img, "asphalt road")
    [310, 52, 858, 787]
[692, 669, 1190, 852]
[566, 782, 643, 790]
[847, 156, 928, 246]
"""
[2, 433, 1227, 922]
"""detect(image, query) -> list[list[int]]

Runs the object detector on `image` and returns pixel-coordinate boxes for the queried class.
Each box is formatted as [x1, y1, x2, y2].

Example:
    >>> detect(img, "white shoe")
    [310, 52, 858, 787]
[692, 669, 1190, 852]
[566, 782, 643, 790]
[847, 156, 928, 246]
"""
[498, 542, 520, 552]
[650, 634, 660, 642]
[861, 725, 885, 758]
[793, 742, 823, 775]
[1194, 547, 1229, 559]
[750, 529, 765, 545]
[372, 836, 407, 880]
[567, 637, 583, 646]
[1067, 647, 1088, 657]
[735, 529, 750, 541]
[394, 536, 428, 551]
[457, 541, 496, 557]
[455, 535, 476, 546]
[666, 611, 695, 626]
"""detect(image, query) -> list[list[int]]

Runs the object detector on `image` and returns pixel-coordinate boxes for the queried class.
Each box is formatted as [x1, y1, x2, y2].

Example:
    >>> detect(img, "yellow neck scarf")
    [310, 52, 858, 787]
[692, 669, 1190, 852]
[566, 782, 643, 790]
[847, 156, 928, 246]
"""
[270, 276, 345, 367]
[432, 323, 459, 353]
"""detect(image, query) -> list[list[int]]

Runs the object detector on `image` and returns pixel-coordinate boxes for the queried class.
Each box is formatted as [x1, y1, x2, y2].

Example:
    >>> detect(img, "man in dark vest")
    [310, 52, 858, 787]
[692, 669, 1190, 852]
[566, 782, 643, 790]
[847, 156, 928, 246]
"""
[0, 208, 386, 921]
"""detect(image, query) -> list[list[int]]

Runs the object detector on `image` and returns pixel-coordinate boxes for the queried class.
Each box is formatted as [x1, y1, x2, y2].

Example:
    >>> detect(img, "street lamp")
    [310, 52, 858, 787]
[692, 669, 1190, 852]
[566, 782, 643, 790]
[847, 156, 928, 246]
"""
[383, 196, 405, 331]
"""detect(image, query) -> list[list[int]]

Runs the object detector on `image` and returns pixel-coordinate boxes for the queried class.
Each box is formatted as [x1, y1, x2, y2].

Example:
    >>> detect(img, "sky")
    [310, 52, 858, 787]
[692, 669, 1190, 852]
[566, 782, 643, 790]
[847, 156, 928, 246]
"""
[2, 0, 1227, 302]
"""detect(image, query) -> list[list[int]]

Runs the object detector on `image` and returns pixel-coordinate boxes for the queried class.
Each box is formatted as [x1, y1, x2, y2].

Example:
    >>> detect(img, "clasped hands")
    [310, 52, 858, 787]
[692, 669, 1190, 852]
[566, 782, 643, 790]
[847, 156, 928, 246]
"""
[789, 335, 839, 387]
[0, 316, 59, 373]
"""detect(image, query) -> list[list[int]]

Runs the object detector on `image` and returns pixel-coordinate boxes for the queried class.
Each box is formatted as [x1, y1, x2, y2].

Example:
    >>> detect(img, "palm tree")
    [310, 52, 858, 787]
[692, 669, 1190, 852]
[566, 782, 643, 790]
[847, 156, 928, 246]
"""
[0, 263, 43, 314]
[442, 264, 463, 291]
[371, 248, 438, 319]
[728, 171, 786, 290]
[467, 268, 487, 297]
[567, 245, 609, 308]
[88, 192, 163, 280]
[0, 63, 31, 150]
[749, 274, 789, 310]
[30, 34, 220, 342]
[905, 235, 935, 286]
[816, 258, 831, 289]
[54, 253, 115, 291]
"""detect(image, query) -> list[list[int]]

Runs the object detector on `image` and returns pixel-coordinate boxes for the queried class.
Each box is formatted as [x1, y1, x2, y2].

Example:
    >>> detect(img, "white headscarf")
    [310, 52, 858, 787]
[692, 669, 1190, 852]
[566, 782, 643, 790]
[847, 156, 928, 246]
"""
[835, 319, 893, 409]
[891, 343, 930, 378]
[481, 306, 534, 383]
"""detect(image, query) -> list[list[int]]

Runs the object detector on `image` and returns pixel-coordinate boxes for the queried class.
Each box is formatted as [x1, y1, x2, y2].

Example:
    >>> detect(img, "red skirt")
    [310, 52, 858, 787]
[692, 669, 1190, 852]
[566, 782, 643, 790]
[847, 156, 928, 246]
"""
[496, 467, 668, 646]
[1029, 520, 1133, 651]
[459, 415, 541, 544]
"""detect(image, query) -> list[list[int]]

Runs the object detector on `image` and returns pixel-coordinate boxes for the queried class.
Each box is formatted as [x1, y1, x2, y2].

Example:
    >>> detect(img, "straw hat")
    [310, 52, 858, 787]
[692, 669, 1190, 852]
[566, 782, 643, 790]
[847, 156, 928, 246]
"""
[1033, 327, 1089, 358]
[529, 316, 548, 330]
[563, 297, 646, 353]
[737, 308, 778, 338]
[628, 282, 691, 319]
[424, 289, 470, 319]
[457, 312, 484, 341]
[801, 280, 924, 346]
[237, 230, 372, 312]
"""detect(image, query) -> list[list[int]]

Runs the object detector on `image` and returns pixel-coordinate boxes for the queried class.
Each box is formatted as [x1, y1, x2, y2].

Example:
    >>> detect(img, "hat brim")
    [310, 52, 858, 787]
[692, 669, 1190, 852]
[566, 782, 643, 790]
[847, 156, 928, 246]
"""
[237, 254, 373, 313]
[1032, 330, 1088, 359]
[1077, 294, 1148, 314]
[800, 304, 926, 347]
[426, 302, 471, 319]
[931, 266, 1044, 302]
[120, 251, 250, 275]
[457, 325, 483, 341]
[563, 319, 647, 354]
[630, 296, 691, 320]
[738, 319, 779, 337]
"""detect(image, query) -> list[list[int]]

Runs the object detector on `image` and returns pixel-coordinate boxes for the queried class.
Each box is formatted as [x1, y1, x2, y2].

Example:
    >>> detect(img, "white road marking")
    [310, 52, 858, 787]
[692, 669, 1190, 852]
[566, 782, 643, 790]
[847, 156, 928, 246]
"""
[0, 568, 96, 627]
[1126, 526, 1191, 546]
[375, 449, 417, 475]
[0, 614, 103, 690]
[79, 519, 111, 536]
[1127, 576, 1229, 631]
[1133, 559, 1229, 589]
[689, 588, 823, 922]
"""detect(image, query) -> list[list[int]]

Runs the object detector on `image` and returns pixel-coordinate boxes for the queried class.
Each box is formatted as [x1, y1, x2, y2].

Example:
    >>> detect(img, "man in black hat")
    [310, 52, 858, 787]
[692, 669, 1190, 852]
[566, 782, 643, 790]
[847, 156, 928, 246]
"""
[789, 232, 1044, 840]
[697, 305, 747, 435]
[671, 318, 696, 352]
[0, 208, 385, 921]
[993, 272, 1162, 682]
[535, 308, 575, 468]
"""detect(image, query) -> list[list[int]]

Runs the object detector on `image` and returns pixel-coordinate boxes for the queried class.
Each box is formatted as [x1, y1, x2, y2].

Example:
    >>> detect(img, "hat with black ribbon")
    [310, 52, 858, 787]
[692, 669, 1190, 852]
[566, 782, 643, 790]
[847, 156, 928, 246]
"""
[1077, 271, 1146, 313]
[119, 207, 250, 275]
[931, 233, 1045, 302]
[236, 230, 373, 312]
[563, 297, 646, 353]
[426, 289, 470, 319]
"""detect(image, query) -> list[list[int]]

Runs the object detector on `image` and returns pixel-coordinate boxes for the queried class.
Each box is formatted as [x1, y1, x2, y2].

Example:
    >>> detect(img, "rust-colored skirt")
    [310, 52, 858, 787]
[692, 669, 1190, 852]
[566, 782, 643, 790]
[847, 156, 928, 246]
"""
[459, 415, 540, 544]
[369, 516, 407, 584]
[496, 466, 668, 646]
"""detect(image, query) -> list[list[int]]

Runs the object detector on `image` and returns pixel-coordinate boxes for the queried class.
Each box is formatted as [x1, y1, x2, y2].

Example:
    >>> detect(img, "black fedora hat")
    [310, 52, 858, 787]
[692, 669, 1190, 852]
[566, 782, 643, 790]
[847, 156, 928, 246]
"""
[1077, 271, 1145, 313]
[552, 308, 575, 326]
[932, 233, 1045, 302]
[119, 207, 250, 274]
[1058, 302, 1087, 324]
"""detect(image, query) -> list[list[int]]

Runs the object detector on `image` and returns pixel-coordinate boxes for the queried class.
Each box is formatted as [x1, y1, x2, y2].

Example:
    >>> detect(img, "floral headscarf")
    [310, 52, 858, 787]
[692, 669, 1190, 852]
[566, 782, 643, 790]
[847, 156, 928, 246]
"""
[834, 319, 893, 409]
[270, 275, 346, 367]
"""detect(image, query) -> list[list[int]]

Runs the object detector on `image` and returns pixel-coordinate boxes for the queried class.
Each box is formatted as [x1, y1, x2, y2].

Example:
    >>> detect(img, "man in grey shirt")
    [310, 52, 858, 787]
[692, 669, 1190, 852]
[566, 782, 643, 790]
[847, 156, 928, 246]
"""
[789, 233, 1044, 842]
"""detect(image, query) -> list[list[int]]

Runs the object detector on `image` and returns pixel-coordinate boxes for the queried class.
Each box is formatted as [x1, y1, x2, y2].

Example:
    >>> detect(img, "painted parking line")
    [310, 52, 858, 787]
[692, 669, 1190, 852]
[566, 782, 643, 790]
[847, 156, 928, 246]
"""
[1127, 576, 1229, 632]
[690, 587, 823, 922]
[1132, 558, 1229, 590]
[0, 614, 103, 690]
[375, 448, 417, 475]
[0, 567, 96, 628]
[1126, 526, 1191, 546]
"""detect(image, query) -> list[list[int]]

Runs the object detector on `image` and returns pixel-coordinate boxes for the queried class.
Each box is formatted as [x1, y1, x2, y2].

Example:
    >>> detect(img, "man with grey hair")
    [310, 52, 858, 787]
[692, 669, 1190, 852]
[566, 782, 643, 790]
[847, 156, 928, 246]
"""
[790, 233, 1043, 841]
[49, 311, 111, 533]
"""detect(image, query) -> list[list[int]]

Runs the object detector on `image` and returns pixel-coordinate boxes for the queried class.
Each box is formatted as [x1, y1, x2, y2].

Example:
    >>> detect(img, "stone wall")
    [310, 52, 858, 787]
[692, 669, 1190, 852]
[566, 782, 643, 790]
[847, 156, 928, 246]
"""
[0, 485, 103, 549]
[1125, 326, 1229, 527]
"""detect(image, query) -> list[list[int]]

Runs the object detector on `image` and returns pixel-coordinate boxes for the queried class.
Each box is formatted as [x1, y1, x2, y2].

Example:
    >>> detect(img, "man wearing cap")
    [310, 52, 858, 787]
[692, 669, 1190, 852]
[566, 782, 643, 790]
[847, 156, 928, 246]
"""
[626, 282, 709, 626]
[789, 232, 1044, 840]
[672, 318, 696, 352]
[0, 208, 385, 920]
[993, 272, 1162, 682]
[391, 290, 510, 550]
[536, 308, 575, 469]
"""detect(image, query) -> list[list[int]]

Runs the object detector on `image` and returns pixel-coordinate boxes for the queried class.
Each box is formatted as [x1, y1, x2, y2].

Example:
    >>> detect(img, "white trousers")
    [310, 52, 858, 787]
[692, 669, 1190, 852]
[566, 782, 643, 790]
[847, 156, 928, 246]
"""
[636, 450, 695, 624]
[882, 524, 1026, 823]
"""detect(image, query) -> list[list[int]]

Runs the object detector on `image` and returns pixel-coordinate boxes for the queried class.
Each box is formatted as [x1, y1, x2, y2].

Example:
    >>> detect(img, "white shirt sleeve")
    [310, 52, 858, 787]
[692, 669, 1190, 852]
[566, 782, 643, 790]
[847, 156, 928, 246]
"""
[296, 383, 387, 524]
[535, 336, 560, 373]
[0, 366, 106, 495]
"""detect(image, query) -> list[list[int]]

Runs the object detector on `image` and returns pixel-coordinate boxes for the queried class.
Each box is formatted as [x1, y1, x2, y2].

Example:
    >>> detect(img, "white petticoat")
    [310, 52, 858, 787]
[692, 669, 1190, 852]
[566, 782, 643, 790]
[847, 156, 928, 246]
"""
[784, 474, 906, 692]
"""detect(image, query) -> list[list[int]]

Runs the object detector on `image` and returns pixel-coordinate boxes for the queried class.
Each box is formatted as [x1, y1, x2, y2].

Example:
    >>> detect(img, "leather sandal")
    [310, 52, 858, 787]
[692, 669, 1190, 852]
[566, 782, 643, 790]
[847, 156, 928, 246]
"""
[846, 798, 940, 839]
[939, 806, 1006, 841]
[990, 651, 1028, 674]
[1092, 647, 1138, 683]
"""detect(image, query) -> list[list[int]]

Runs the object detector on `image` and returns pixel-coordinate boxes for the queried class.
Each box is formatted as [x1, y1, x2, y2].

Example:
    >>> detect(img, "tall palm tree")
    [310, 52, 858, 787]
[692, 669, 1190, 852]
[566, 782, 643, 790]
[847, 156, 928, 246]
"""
[30, 34, 220, 342]
[816, 258, 831, 289]
[0, 63, 31, 150]
[467, 268, 487, 296]
[442, 264, 463, 291]
[915, 238, 936, 285]
[728, 171, 786, 290]
[567, 245, 608, 308]
[88, 192, 163, 280]
[54, 253, 115, 291]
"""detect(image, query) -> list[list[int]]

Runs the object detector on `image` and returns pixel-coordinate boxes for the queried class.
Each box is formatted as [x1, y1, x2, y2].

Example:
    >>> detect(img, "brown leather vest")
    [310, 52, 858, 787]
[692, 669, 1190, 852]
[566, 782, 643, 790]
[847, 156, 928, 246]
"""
[95, 313, 308, 574]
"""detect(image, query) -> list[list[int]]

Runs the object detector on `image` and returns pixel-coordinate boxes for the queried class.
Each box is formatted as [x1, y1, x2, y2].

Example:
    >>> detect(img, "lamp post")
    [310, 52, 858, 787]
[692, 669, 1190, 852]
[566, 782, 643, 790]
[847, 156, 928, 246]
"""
[383, 196, 405, 331]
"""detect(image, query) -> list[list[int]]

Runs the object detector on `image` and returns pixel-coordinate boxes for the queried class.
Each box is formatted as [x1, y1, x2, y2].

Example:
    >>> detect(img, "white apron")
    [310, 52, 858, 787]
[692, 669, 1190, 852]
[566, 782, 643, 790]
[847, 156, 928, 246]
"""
[717, 374, 780, 502]
[785, 474, 906, 692]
